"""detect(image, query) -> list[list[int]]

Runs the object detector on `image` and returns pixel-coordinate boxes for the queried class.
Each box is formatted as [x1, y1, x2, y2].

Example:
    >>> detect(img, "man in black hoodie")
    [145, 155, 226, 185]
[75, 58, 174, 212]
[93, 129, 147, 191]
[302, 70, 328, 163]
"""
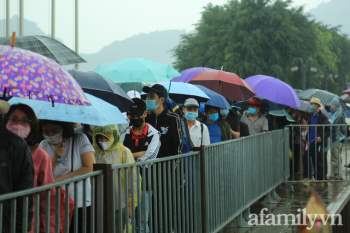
[143, 84, 182, 158]
[0, 100, 34, 233]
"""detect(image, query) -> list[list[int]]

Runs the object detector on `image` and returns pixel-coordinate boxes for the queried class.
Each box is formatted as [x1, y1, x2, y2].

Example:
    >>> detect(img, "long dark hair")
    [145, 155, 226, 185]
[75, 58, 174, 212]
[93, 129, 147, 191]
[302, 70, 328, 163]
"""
[39, 120, 75, 139]
[5, 104, 41, 146]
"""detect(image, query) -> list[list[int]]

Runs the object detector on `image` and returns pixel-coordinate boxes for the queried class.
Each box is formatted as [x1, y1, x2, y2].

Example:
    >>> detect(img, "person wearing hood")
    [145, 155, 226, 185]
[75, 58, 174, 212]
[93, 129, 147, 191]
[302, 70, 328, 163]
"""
[241, 97, 269, 135]
[328, 98, 347, 178]
[92, 124, 139, 232]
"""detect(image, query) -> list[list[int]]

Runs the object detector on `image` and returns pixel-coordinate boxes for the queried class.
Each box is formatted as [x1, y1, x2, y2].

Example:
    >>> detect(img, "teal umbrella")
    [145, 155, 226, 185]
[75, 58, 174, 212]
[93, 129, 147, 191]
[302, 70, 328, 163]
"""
[96, 58, 180, 83]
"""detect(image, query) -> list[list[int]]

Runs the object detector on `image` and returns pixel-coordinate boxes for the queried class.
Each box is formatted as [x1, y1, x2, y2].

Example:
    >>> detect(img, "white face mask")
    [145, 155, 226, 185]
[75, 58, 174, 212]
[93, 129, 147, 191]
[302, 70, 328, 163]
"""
[44, 131, 63, 145]
[98, 141, 113, 151]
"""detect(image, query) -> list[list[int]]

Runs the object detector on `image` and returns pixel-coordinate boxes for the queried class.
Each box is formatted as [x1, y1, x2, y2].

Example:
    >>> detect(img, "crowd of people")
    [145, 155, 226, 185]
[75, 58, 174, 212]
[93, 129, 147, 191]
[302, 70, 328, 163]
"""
[0, 82, 348, 232]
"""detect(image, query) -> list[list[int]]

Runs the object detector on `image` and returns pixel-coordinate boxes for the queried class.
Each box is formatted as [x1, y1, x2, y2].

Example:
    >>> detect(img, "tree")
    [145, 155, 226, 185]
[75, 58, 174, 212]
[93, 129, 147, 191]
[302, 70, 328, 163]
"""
[174, 0, 350, 94]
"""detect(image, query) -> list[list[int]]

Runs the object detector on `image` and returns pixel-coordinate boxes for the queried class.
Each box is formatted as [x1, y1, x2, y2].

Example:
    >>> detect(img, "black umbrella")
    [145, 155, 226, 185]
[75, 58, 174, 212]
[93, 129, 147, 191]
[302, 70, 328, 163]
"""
[0, 35, 85, 65]
[68, 70, 133, 112]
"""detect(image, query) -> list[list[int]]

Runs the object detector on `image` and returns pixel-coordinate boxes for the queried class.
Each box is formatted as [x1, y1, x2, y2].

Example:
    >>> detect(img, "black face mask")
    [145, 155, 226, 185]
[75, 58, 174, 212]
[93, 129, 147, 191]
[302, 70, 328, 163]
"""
[130, 118, 144, 128]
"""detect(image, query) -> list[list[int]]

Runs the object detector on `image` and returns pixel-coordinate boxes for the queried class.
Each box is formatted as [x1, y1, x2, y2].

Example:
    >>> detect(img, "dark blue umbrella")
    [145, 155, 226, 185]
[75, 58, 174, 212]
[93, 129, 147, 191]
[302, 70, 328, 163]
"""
[69, 70, 133, 112]
[196, 85, 230, 109]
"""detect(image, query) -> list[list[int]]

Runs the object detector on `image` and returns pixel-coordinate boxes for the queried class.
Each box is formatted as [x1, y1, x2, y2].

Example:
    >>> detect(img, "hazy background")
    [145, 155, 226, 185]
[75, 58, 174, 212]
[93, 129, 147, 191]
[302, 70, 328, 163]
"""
[1, 0, 347, 70]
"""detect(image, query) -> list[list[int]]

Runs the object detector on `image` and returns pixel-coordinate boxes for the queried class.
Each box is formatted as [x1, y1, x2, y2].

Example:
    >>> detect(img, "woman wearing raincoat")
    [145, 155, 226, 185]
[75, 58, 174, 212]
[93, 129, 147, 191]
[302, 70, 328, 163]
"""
[92, 125, 139, 232]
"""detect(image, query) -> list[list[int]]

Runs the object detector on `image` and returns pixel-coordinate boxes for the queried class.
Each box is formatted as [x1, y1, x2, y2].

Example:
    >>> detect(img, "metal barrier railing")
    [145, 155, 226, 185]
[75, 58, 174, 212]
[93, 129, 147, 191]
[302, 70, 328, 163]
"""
[0, 171, 104, 233]
[0, 129, 292, 233]
[289, 124, 349, 181]
[201, 129, 289, 233]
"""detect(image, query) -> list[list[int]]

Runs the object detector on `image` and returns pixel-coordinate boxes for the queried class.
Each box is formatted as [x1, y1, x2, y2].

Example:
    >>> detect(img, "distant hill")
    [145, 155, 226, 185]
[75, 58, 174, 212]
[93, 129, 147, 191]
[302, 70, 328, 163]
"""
[80, 30, 184, 71]
[0, 16, 46, 37]
[310, 0, 350, 35]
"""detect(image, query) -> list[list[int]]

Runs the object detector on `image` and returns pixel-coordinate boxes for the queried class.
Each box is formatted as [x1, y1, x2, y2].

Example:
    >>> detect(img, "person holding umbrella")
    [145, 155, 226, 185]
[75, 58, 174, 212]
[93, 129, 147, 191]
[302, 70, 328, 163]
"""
[241, 97, 269, 135]
[39, 121, 95, 233]
[204, 104, 232, 143]
[305, 97, 329, 180]
[0, 100, 34, 233]
[4, 104, 73, 233]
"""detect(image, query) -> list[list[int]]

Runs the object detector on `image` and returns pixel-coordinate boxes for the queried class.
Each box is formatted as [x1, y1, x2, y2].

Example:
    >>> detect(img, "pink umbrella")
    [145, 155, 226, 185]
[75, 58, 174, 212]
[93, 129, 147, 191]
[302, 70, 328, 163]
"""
[0, 45, 89, 105]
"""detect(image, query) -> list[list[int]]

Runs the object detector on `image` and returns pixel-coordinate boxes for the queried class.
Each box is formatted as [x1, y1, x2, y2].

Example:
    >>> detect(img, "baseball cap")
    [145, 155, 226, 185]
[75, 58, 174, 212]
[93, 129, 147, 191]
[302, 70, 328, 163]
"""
[127, 98, 146, 117]
[184, 98, 199, 108]
[142, 84, 168, 98]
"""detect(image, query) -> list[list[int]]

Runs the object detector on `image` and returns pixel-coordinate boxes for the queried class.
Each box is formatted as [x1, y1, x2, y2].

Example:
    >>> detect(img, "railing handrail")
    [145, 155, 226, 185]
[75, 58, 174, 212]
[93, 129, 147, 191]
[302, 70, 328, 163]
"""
[0, 170, 103, 201]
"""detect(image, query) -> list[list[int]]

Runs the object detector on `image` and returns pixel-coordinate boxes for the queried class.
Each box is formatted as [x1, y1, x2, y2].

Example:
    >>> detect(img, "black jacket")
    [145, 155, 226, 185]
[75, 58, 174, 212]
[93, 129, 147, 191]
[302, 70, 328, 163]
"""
[146, 110, 182, 158]
[0, 129, 34, 233]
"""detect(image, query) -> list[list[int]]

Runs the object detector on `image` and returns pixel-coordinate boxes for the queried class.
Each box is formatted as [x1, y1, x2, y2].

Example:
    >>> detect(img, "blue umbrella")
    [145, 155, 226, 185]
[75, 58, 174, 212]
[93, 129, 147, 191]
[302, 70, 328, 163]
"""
[196, 85, 230, 109]
[9, 93, 127, 126]
[158, 81, 210, 103]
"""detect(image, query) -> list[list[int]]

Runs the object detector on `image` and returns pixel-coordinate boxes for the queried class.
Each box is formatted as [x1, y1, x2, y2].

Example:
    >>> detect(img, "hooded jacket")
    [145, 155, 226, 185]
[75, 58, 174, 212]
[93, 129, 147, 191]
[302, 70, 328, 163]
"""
[92, 125, 139, 209]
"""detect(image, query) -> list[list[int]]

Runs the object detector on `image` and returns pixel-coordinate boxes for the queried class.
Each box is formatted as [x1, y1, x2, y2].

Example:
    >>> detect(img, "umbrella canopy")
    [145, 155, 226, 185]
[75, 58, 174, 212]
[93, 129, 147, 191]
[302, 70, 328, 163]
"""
[189, 70, 254, 102]
[0, 35, 85, 65]
[343, 88, 350, 95]
[245, 75, 300, 108]
[9, 93, 127, 126]
[0, 45, 89, 105]
[96, 58, 180, 83]
[68, 70, 133, 112]
[158, 81, 209, 103]
[298, 89, 339, 106]
[171, 67, 212, 82]
[196, 85, 230, 109]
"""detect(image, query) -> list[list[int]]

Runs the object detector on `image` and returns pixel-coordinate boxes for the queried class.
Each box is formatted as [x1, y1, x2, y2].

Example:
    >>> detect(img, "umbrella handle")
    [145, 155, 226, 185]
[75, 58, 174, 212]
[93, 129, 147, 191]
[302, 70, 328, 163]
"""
[10, 32, 16, 48]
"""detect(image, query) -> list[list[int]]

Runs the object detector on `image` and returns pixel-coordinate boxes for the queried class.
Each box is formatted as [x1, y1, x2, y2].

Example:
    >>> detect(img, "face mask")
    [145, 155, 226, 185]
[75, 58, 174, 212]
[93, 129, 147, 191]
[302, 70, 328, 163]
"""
[184, 111, 198, 121]
[6, 123, 31, 139]
[146, 100, 158, 111]
[98, 140, 113, 151]
[220, 109, 229, 118]
[44, 131, 63, 145]
[130, 118, 144, 128]
[208, 113, 219, 122]
[247, 107, 257, 116]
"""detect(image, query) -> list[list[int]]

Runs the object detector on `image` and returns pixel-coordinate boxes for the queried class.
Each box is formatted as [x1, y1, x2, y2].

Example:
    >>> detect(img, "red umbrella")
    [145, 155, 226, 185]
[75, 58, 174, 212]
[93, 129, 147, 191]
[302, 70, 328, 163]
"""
[189, 70, 255, 102]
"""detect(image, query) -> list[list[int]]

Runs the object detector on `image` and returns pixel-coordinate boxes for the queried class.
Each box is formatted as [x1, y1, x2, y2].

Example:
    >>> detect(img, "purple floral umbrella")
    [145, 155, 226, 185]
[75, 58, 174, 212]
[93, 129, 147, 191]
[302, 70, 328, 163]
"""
[245, 75, 300, 108]
[171, 67, 213, 82]
[0, 45, 89, 105]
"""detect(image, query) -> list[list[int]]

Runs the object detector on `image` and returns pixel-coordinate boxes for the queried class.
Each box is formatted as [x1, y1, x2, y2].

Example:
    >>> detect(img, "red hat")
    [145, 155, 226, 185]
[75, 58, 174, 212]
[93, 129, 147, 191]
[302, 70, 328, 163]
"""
[247, 97, 261, 107]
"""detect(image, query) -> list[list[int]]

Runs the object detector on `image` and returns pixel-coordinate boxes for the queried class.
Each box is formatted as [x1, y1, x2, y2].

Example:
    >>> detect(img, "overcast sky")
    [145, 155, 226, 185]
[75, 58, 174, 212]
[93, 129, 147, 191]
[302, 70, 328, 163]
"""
[0, 0, 330, 53]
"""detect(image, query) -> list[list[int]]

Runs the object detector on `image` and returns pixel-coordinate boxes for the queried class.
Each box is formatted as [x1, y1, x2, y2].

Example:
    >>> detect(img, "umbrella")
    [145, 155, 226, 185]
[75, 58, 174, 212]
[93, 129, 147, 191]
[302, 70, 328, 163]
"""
[196, 85, 230, 109]
[343, 88, 350, 95]
[298, 89, 339, 106]
[245, 75, 300, 108]
[119, 82, 144, 93]
[68, 70, 133, 112]
[0, 35, 85, 65]
[189, 70, 254, 102]
[0, 45, 89, 105]
[95, 58, 180, 83]
[171, 67, 212, 82]
[9, 93, 127, 126]
[158, 81, 210, 103]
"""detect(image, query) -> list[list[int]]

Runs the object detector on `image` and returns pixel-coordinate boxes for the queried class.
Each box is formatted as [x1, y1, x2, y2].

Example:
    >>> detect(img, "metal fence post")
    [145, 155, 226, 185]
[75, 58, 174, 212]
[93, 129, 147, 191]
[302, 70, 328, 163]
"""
[94, 163, 114, 233]
[200, 147, 208, 233]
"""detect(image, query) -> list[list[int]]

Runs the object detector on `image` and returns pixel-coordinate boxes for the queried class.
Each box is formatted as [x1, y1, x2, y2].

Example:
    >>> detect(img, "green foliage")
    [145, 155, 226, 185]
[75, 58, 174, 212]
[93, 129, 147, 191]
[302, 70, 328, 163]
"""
[174, 0, 350, 94]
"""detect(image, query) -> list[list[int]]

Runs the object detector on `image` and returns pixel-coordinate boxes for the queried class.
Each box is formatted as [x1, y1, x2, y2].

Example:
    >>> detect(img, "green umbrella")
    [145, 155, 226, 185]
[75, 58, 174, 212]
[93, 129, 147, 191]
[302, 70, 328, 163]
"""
[95, 58, 180, 83]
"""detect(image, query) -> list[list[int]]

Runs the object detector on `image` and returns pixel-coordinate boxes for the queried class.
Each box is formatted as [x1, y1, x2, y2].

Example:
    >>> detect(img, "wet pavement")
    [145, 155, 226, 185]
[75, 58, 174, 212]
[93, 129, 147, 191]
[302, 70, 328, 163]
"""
[222, 181, 350, 233]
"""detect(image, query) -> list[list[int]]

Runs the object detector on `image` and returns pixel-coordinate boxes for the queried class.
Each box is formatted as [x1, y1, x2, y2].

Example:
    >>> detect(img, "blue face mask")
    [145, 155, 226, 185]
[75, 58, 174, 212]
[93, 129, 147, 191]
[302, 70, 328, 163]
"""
[184, 111, 198, 121]
[146, 99, 158, 111]
[247, 107, 257, 116]
[220, 109, 229, 118]
[208, 113, 219, 122]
